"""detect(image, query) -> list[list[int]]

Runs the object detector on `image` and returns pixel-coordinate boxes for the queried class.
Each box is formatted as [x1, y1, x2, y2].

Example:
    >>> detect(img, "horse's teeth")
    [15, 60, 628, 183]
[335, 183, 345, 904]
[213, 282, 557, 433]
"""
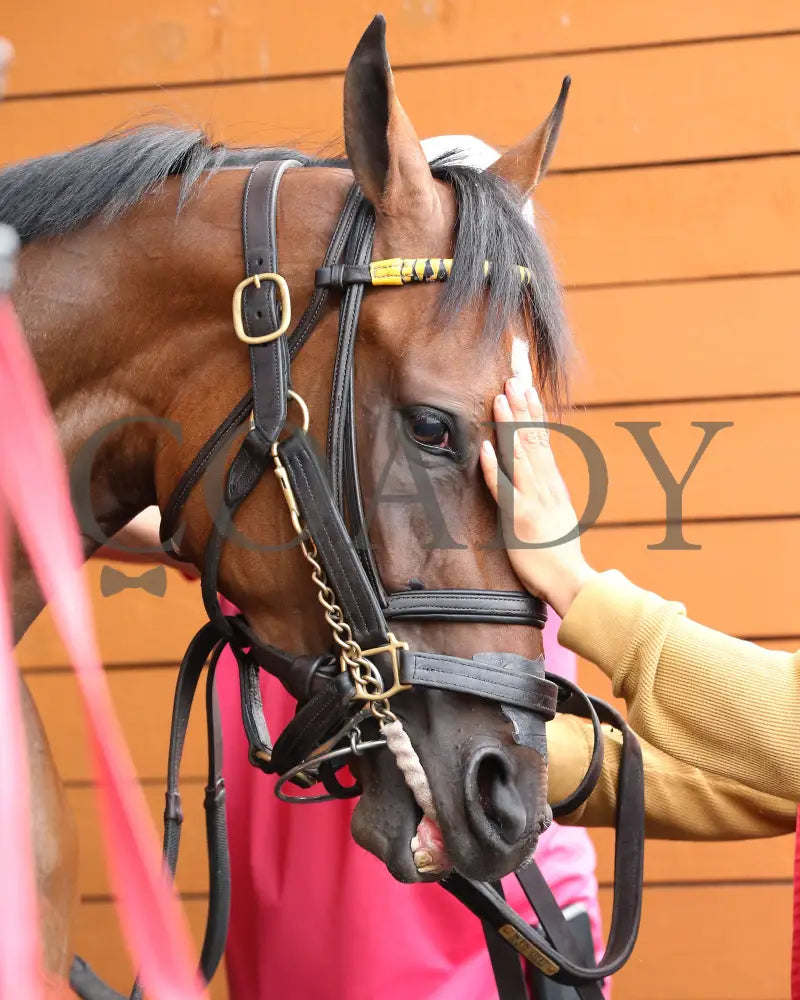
[414, 850, 433, 868]
[416, 863, 439, 874]
[410, 835, 421, 852]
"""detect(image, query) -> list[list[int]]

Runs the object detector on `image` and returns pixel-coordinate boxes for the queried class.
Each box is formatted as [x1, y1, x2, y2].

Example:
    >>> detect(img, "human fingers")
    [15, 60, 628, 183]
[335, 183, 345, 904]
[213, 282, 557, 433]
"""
[492, 392, 537, 495]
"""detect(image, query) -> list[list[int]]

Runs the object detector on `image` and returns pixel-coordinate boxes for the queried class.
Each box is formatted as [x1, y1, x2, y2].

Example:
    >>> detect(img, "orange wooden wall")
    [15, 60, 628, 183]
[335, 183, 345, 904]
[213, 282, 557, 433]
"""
[6, 3, 800, 998]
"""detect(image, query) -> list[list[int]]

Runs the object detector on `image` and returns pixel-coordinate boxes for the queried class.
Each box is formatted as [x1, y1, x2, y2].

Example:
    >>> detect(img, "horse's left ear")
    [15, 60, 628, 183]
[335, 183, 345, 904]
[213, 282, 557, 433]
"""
[343, 15, 437, 220]
[489, 76, 571, 196]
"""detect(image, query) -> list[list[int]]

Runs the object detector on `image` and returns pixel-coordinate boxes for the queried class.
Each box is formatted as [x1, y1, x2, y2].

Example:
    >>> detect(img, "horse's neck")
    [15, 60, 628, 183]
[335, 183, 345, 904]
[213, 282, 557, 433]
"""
[11, 170, 249, 637]
[11, 164, 350, 639]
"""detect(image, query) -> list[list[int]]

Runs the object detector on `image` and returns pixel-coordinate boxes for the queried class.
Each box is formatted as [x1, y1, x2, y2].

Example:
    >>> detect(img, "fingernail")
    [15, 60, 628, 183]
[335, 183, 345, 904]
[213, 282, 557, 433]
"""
[495, 394, 512, 416]
[526, 385, 539, 404]
[481, 440, 493, 457]
[507, 377, 521, 398]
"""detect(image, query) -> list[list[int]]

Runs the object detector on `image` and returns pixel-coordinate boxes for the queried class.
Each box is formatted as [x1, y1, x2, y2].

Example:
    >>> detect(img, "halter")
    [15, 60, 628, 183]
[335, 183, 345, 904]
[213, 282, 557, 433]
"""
[71, 159, 645, 1000]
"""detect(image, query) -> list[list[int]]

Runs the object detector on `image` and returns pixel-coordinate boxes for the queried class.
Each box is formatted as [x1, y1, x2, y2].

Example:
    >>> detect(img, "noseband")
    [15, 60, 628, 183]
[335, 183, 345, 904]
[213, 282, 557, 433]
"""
[71, 159, 644, 1000]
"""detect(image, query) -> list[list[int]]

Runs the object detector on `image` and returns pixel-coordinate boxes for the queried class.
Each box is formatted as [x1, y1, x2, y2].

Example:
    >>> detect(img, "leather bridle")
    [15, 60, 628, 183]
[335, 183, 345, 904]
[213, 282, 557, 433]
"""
[71, 158, 645, 1000]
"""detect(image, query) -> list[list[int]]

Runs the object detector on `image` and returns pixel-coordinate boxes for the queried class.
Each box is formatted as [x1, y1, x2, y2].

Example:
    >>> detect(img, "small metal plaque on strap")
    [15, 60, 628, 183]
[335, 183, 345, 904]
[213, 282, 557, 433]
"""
[498, 924, 560, 976]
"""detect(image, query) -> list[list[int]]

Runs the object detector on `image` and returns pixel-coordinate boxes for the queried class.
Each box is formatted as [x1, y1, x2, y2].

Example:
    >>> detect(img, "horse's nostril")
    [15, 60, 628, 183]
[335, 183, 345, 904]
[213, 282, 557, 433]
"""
[470, 749, 527, 845]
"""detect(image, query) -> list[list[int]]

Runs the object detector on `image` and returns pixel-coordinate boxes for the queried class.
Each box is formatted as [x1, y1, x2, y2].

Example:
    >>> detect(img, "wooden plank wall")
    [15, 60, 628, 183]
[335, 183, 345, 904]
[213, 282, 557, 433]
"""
[6, 3, 800, 998]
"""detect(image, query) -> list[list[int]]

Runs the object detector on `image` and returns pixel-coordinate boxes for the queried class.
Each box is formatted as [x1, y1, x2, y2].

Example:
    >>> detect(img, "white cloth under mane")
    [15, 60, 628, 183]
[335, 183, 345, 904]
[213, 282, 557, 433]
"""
[422, 134, 535, 389]
[421, 133, 535, 226]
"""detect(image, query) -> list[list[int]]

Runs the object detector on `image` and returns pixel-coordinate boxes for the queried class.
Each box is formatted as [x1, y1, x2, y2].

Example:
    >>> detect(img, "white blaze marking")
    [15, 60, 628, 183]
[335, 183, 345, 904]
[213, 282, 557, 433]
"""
[511, 337, 533, 388]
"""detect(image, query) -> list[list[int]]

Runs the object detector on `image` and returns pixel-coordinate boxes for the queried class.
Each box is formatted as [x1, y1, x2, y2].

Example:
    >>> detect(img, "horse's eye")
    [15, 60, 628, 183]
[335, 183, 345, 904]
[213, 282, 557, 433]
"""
[407, 409, 452, 451]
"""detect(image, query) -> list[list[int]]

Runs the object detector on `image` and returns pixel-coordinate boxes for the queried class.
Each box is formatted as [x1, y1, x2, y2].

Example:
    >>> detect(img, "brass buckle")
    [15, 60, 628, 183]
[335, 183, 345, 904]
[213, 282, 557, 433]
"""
[232, 272, 292, 344]
[353, 632, 412, 703]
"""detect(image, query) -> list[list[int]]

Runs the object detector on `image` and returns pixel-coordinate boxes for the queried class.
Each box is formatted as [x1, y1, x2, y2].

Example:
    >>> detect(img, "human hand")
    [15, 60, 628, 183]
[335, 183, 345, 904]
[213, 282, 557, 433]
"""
[479, 378, 597, 618]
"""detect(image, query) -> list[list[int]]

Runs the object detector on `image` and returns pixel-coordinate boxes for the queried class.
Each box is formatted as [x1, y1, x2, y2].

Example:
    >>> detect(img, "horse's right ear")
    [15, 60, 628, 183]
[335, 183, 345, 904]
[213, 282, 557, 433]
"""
[488, 77, 571, 196]
[343, 15, 437, 222]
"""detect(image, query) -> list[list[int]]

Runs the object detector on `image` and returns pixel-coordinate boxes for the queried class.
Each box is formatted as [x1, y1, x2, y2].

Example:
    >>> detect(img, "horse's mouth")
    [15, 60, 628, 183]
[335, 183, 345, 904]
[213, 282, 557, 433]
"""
[411, 813, 452, 877]
[350, 740, 550, 884]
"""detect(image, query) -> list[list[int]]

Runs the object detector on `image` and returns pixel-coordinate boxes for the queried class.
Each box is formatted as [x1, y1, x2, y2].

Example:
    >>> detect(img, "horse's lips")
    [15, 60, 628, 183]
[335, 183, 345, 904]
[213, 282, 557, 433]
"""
[411, 814, 453, 875]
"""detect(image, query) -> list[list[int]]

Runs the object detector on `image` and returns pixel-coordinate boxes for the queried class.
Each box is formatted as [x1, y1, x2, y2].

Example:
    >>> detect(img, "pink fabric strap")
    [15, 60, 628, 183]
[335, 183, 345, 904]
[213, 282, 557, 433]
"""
[0, 296, 206, 999]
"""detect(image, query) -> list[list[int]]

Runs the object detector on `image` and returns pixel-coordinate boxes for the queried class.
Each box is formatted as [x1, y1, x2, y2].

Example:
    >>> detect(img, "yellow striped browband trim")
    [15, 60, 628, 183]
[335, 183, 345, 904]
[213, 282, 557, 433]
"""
[368, 258, 533, 287]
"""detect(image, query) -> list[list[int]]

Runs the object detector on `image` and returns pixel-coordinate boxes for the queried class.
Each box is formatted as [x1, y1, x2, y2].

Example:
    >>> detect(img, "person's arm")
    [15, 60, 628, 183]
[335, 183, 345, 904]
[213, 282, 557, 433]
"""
[95, 507, 198, 577]
[547, 714, 795, 838]
[480, 378, 800, 805]
[558, 572, 800, 803]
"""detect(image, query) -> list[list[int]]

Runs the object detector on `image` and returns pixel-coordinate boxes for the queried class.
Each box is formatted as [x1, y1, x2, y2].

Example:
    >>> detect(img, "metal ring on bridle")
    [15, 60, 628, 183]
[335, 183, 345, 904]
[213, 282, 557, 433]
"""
[274, 735, 387, 803]
[266, 390, 310, 453]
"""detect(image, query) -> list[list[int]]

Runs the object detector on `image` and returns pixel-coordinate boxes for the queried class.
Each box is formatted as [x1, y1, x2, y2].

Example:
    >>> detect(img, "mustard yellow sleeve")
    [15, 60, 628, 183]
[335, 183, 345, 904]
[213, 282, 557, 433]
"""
[546, 714, 795, 838]
[557, 570, 800, 803]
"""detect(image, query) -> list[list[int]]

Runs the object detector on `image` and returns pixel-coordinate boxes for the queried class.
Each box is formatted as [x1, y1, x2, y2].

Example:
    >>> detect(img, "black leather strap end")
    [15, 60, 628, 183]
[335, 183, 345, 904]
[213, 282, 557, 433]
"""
[224, 438, 270, 507]
[237, 654, 273, 769]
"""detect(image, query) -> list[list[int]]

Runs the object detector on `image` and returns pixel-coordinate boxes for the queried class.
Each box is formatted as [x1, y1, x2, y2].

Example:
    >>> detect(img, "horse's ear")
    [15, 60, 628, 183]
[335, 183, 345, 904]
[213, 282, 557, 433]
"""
[489, 77, 571, 196]
[343, 15, 436, 219]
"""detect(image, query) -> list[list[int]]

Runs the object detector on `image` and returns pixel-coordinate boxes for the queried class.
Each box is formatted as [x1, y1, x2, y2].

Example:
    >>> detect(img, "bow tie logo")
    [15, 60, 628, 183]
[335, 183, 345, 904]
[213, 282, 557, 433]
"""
[100, 565, 168, 598]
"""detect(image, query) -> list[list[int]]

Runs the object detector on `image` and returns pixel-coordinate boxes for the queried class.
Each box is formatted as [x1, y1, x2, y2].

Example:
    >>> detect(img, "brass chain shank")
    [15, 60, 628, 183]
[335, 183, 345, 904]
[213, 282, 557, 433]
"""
[271, 402, 410, 721]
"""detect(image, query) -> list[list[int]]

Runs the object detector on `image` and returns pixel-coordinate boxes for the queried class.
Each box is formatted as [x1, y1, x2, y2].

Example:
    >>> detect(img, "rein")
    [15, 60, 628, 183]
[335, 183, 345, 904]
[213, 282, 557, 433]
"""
[71, 159, 645, 1000]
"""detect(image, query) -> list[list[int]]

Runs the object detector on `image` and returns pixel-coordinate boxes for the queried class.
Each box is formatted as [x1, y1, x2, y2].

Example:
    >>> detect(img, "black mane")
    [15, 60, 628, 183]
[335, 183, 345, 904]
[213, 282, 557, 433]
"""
[0, 125, 569, 399]
[0, 125, 294, 243]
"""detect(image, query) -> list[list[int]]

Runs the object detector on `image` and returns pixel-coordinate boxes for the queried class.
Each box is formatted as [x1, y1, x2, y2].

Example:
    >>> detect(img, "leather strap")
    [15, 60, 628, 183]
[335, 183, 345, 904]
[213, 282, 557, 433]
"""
[386, 589, 547, 627]
[548, 678, 604, 819]
[278, 429, 389, 646]
[158, 389, 252, 559]
[243, 158, 300, 445]
[325, 201, 375, 513]
[288, 182, 364, 356]
[158, 182, 365, 553]
[128, 621, 231, 1000]
[400, 651, 557, 715]
[270, 671, 358, 776]
[224, 160, 299, 510]
[483, 883, 528, 1000]
[516, 866, 605, 1000]
[315, 263, 373, 287]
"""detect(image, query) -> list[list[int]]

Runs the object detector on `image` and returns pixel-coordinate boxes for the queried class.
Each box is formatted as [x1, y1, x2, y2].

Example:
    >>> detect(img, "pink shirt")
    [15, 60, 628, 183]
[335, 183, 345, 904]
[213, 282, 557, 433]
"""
[218, 612, 604, 999]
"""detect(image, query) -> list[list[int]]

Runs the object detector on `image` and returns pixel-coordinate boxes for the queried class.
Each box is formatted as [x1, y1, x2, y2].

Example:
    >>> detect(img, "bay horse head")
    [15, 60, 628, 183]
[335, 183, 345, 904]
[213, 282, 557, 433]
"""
[6, 16, 571, 886]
